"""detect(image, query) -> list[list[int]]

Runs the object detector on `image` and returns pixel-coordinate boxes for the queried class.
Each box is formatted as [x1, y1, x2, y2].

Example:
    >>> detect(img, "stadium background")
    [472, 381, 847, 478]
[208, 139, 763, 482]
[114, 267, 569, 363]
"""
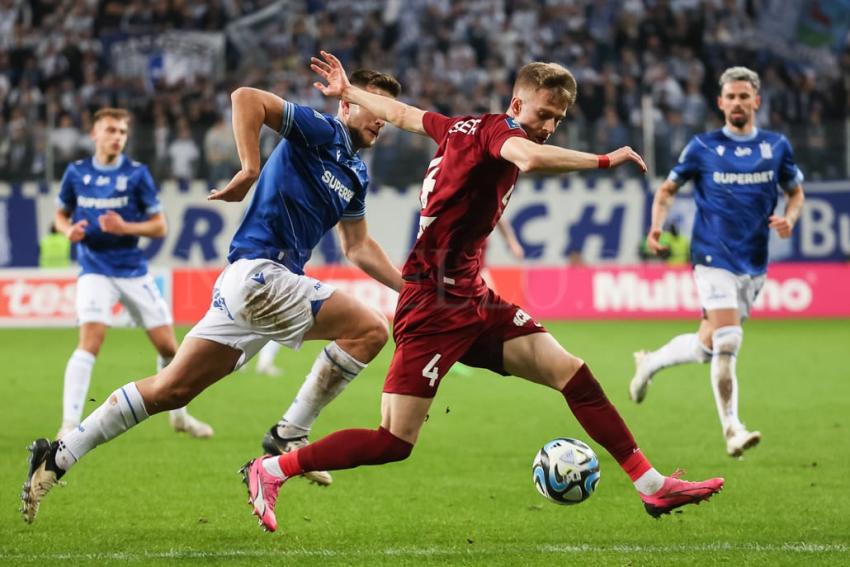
[1, 0, 849, 326]
[0, 1, 849, 563]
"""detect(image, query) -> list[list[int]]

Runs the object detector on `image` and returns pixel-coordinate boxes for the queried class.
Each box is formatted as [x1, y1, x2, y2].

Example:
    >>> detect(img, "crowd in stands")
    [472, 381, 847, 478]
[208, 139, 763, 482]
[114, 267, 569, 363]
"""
[1, 0, 848, 189]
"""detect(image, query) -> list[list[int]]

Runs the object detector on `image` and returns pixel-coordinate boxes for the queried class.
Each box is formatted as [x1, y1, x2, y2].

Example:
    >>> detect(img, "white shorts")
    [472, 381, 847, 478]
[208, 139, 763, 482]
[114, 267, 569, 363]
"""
[186, 258, 335, 369]
[76, 273, 173, 329]
[693, 265, 765, 320]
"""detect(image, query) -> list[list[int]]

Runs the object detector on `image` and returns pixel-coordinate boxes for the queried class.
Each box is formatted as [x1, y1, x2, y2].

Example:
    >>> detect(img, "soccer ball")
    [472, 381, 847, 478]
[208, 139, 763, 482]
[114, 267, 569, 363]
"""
[532, 438, 600, 505]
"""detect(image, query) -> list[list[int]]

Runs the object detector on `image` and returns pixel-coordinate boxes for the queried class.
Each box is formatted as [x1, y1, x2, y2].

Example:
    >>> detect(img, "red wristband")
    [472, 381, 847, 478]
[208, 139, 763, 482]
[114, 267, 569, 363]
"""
[597, 154, 610, 169]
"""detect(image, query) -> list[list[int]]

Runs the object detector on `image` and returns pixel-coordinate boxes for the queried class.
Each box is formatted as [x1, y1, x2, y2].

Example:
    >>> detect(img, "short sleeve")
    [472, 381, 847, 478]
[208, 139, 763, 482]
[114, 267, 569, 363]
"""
[137, 166, 163, 216]
[422, 111, 456, 143]
[667, 137, 700, 186]
[777, 136, 804, 192]
[280, 100, 336, 146]
[480, 115, 528, 160]
[57, 165, 77, 212]
[341, 184, 367, 220]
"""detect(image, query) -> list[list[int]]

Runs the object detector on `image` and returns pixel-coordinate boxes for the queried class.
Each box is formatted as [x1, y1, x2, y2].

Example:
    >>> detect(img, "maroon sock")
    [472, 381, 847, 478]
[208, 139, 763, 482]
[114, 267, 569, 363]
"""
[561, 364, 652, 479]
[278, 426, 413, 476]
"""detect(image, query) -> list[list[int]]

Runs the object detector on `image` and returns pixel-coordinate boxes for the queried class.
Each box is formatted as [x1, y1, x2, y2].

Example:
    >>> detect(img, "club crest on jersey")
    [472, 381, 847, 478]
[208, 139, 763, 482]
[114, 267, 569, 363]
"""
[734, 146, 752, 157]
[760, 141, 773, 159]
[505, 116, 521, 129]
[82, 174, 92, 185]
[716, 145, 726, 156]
[116, 175, 128, 191]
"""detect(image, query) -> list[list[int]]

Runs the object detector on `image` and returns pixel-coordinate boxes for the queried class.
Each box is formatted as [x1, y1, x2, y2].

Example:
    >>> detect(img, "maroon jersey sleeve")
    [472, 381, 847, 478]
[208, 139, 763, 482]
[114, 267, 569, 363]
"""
[480, 115, 528, 160]
[422, 111, 456, 143]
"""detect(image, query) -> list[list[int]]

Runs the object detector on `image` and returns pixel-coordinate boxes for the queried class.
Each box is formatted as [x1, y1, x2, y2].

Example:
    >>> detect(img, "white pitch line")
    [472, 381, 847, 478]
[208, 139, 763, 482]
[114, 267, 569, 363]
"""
[0, 542, 847, 562]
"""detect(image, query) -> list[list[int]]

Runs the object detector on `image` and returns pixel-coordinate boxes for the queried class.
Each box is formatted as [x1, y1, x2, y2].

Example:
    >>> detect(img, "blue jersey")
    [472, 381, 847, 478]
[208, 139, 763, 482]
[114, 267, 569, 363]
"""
[58, 155, 162, 277]
[669, 127, 804, 276]
[228, 101, 369, 274]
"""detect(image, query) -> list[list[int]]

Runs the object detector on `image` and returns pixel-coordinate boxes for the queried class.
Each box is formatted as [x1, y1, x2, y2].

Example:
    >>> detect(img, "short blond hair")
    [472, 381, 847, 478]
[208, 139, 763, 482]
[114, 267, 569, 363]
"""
[514, 62, 578, 107]
[93, 107, 131, 125]
[719, 67, 761, 92]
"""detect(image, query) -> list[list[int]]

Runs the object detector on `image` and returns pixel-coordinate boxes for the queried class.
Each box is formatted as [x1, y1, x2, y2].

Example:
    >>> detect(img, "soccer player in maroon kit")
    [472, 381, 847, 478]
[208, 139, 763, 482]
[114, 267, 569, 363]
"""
[241, 51, 725, 532]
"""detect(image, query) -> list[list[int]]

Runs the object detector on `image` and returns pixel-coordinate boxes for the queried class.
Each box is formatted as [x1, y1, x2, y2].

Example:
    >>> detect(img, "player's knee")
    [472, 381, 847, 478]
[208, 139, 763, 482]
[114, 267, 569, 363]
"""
[712, 326, 742, 356]
[376, 427, 414, 463]
[361, 311, 389, 355]
[694, 338, 713, 363]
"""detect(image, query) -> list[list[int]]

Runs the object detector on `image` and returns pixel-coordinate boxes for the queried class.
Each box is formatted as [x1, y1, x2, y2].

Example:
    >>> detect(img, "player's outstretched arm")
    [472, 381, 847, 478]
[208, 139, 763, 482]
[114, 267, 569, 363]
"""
[646, 179, 680, 254]
[769, 184, 804, 239]
[311, 50, 426, 135]
[337, 218, 403, 292]
[500, 137, 647, 174]
[208, 87, 285, 202]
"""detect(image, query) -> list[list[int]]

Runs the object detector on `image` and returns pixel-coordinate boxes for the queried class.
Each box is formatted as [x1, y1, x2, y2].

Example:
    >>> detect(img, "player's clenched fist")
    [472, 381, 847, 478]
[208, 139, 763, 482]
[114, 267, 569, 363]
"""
[98, 211, 127, 235]
[768, 215, 794, 238]
[65, 219, 88, 242]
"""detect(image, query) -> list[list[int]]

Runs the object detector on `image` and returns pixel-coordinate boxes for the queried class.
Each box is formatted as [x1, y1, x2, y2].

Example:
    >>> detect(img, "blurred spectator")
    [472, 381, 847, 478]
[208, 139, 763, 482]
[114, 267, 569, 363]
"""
[0, 0, 846, 189]
[203, 113, 238, 187]
[168, 119, 200, 188]
[48, 113, 80, 174]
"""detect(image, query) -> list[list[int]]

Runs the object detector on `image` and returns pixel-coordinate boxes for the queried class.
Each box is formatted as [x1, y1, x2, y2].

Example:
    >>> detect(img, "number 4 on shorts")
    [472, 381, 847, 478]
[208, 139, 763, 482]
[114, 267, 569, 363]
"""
[422, 354, 442, 387]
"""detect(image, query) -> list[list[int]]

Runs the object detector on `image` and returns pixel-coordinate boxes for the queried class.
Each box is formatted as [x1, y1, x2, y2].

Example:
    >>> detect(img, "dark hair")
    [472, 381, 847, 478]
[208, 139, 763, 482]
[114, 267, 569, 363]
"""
[350, 69, 401, 98]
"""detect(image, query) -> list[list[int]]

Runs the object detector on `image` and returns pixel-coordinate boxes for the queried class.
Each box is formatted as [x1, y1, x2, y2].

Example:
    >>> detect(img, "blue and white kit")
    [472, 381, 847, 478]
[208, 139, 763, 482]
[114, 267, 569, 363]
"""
[58, 156, 171, 328]
[189, 101, 371, 365]
[669, 126, 804, 315]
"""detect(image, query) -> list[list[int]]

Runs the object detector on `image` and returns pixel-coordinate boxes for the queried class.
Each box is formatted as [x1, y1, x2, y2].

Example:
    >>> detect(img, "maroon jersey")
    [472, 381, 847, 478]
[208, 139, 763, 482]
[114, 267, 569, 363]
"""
[402, 112, 527, 297]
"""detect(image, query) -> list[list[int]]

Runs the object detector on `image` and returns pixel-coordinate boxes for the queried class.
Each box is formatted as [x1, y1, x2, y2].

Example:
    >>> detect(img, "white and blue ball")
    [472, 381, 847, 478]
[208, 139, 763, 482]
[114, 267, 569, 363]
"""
[532, 438, 600, 505]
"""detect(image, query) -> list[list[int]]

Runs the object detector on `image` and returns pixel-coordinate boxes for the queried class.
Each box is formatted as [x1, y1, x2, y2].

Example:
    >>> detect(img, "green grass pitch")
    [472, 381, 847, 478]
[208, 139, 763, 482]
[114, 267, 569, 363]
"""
[1, 320, 848, 566]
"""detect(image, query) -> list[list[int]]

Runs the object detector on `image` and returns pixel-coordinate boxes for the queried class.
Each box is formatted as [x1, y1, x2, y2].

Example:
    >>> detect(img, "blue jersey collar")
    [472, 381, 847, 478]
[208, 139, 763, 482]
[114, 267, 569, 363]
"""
[721, 126, 759, 142]
[92, 154, 125, 171]
[335, 118, 356, 156]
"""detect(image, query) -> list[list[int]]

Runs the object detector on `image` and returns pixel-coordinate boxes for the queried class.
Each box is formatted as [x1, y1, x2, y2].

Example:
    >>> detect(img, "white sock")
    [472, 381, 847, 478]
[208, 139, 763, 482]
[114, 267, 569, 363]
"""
[157, 355, 188, 421]
[262, 456, 286, 480]
[642, 333, 711, 378]
[711, 326, 744, 436]
[278, 342, 366, 437]
[257, 341, 282, 369]
[55, 382, 150, 471]
[634, 468, 665, 495]
[62, 349, 96, 426]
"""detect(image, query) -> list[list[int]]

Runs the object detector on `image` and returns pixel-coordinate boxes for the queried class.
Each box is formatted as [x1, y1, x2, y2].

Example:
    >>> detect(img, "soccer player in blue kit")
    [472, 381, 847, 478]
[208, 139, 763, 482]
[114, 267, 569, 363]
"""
[54, 108, 213, 440]
[629, 67, 805, 457]
[22, 69, 404, 523]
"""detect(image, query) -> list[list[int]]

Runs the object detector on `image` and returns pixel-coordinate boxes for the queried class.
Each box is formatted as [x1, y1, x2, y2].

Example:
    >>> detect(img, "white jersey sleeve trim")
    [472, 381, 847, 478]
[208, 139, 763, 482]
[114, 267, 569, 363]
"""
[279, 101, 294, 138]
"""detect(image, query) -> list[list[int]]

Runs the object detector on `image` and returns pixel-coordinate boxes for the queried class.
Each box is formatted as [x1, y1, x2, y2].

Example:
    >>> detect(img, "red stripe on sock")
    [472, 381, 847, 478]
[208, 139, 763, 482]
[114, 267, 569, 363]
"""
[278, 452, 302, 478]
[561, 364, 652, 477]
[621, 449, 652, 481]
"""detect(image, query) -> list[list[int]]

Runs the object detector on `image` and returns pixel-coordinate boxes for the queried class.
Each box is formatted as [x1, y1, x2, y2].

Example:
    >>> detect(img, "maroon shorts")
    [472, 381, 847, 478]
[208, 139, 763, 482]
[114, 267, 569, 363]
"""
[384, 283, 547, 398]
